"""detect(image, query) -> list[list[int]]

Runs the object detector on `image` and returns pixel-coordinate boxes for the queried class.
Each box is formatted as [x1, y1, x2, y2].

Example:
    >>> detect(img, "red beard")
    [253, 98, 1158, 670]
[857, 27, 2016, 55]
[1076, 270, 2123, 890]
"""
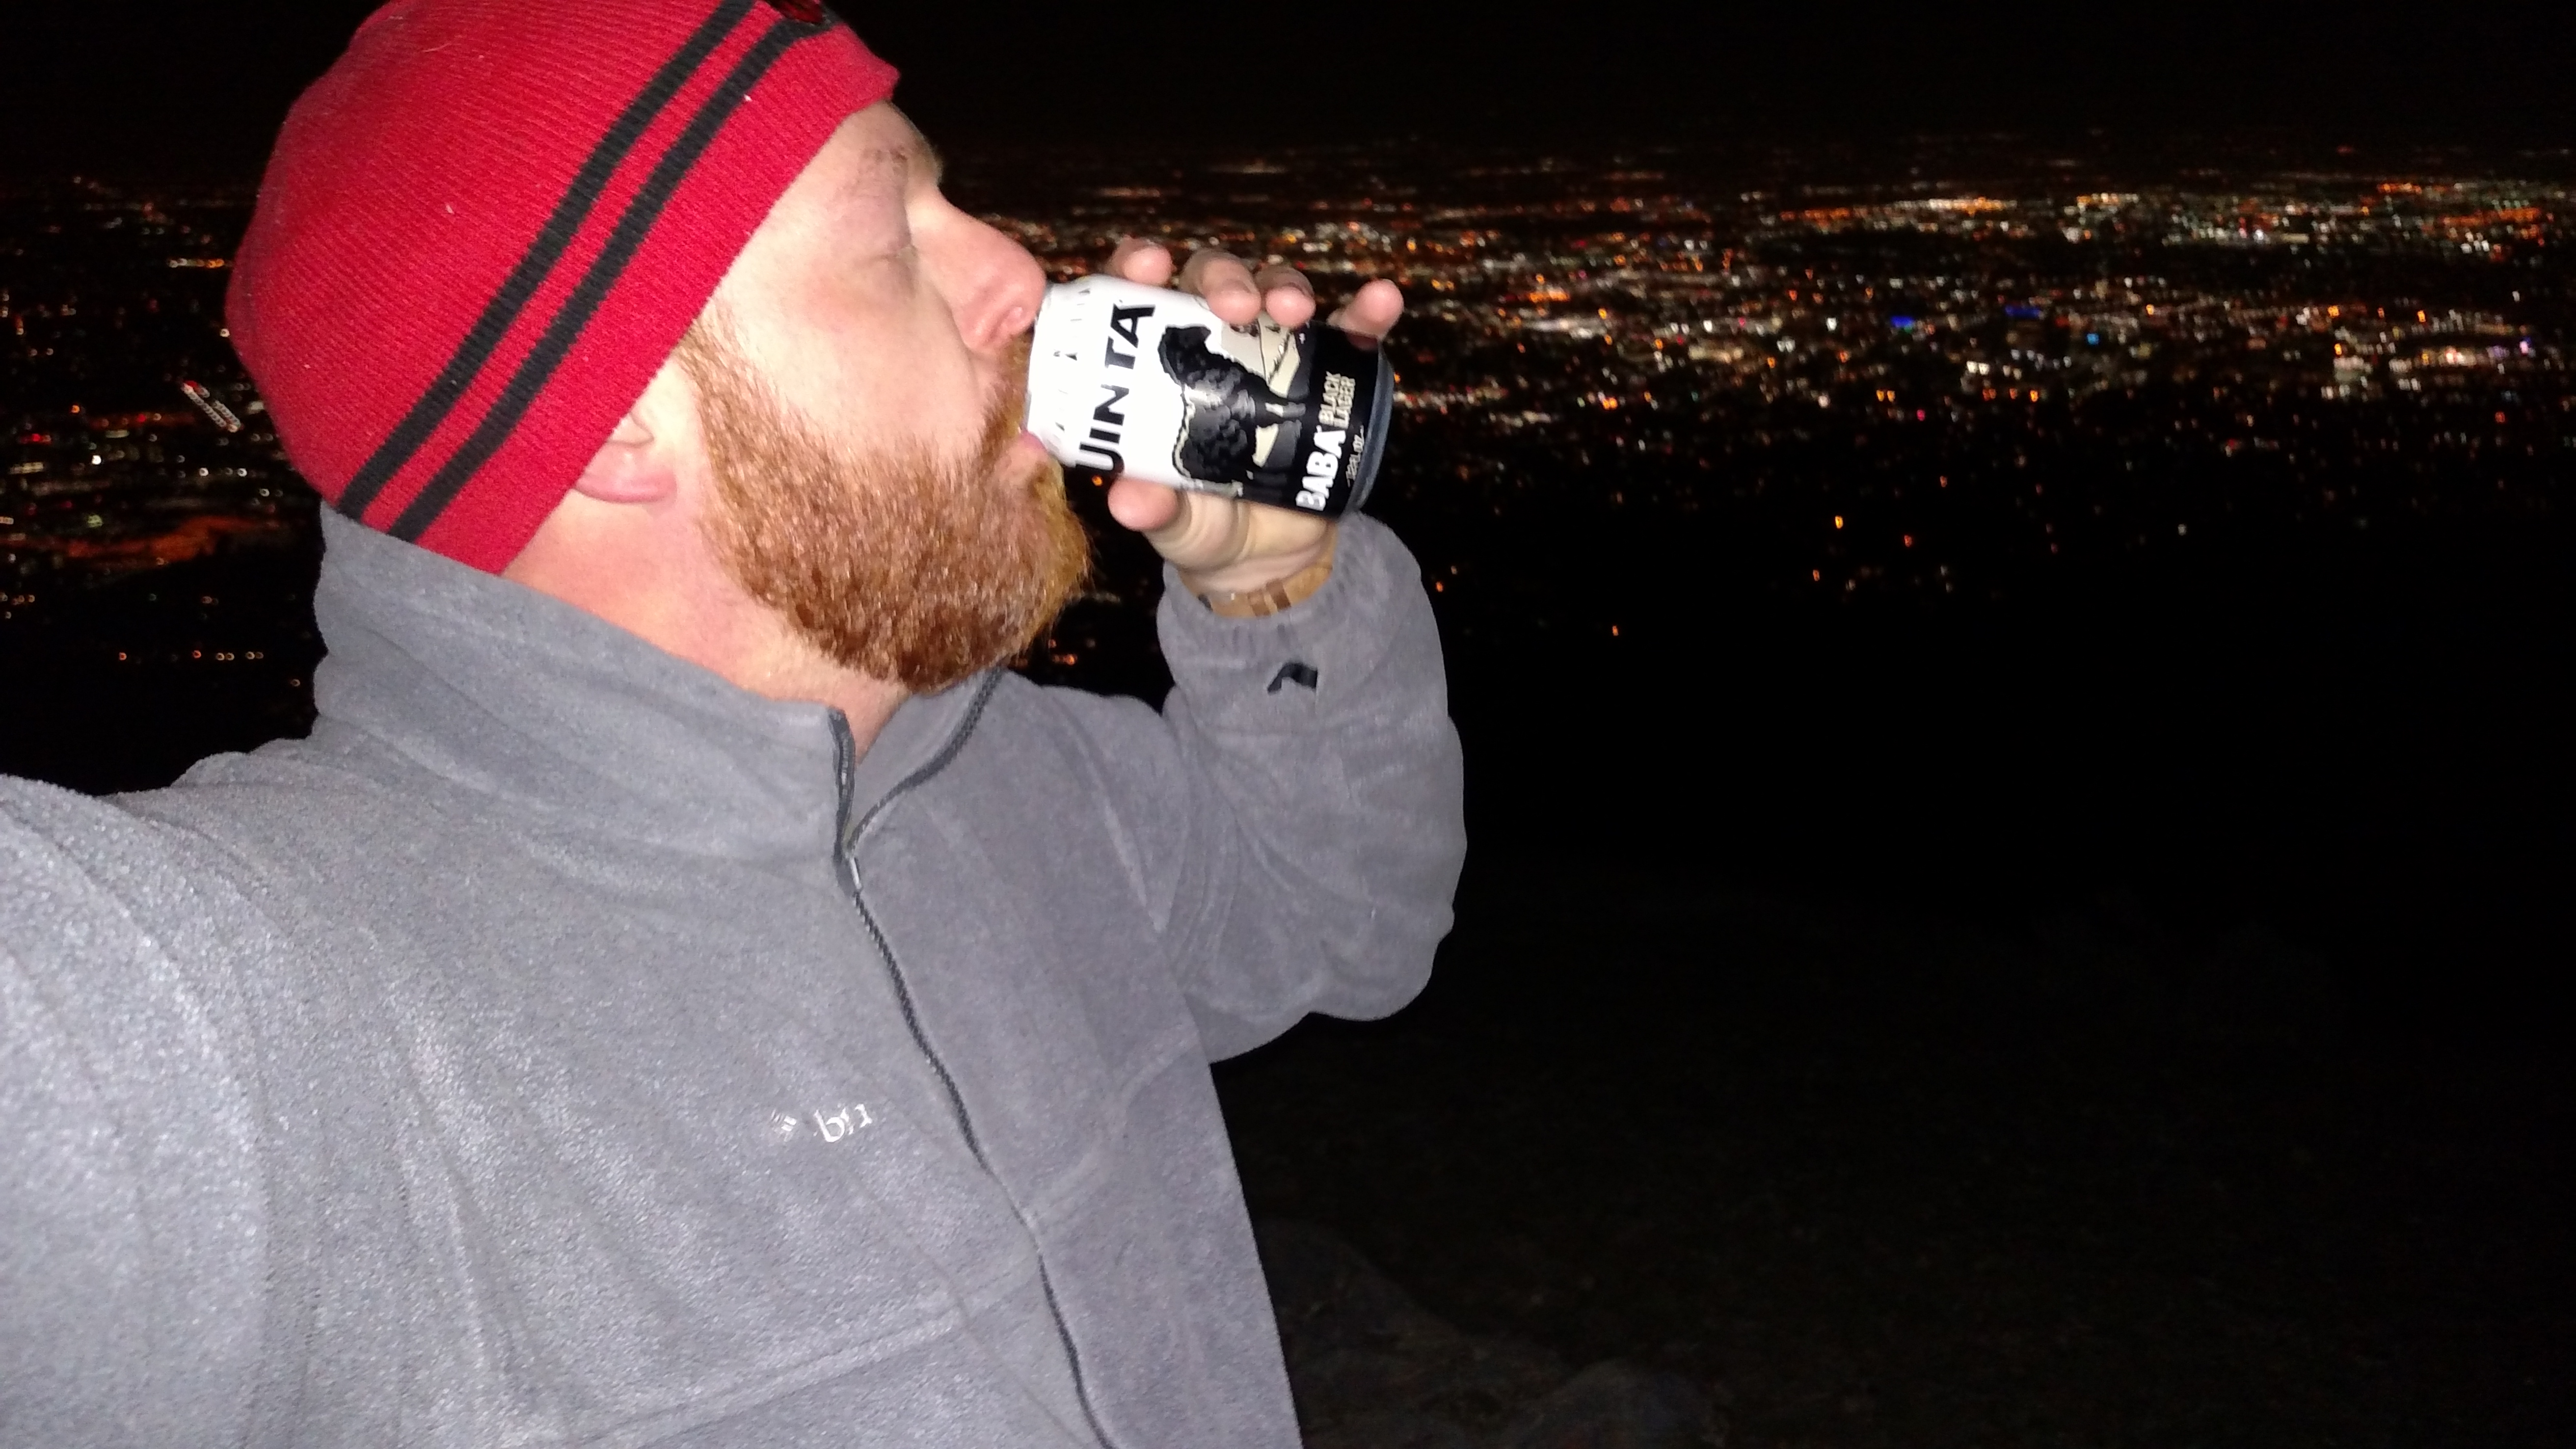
[676, 321, 1089, 694]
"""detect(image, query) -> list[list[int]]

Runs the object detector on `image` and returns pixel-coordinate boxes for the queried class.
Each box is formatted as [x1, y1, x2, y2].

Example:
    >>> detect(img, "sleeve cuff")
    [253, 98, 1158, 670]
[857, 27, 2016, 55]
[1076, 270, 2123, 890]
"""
[1154, 513, 1435, 730]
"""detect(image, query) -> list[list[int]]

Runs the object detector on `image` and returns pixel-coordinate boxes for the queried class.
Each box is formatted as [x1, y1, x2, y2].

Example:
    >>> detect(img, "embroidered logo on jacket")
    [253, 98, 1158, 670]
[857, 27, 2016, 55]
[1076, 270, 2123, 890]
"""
[771, 1103, 874, 1143]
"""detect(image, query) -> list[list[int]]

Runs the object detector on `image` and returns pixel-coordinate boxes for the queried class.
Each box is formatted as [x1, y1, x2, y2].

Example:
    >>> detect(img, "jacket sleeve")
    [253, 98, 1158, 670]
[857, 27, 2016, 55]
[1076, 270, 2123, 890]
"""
[1042, 513, 1466, 1061]
[0, 784, 269, 1447]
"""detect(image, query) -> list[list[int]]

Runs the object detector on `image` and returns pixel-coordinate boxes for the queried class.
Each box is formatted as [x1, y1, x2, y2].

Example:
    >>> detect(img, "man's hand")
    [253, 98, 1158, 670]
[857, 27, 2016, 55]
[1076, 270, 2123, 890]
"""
[1093, 240, 1404, 599]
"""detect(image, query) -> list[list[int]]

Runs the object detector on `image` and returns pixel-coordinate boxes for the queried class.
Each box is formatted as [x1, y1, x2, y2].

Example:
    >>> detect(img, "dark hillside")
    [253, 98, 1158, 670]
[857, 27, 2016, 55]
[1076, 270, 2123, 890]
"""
[1218, 861, 2575, 1447]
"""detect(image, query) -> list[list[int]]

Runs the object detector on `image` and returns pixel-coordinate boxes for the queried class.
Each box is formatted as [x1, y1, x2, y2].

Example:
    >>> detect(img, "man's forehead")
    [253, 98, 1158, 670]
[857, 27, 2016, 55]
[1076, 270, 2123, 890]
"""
[727, 109, 934, 296]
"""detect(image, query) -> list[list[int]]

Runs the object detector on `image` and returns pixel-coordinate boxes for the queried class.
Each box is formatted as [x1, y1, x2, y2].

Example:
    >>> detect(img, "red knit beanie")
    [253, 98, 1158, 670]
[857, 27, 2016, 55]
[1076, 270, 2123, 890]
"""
[227, 0, 897, 571]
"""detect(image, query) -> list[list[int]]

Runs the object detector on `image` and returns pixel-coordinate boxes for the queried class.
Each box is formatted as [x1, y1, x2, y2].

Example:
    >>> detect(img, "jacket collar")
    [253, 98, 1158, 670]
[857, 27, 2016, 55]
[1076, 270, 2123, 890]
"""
[308, 510, 989, 864]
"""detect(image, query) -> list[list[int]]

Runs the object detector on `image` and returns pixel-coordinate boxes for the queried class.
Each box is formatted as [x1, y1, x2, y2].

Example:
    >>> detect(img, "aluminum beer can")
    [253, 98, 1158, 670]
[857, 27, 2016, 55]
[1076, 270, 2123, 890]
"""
[1024, 274, 1393, 516]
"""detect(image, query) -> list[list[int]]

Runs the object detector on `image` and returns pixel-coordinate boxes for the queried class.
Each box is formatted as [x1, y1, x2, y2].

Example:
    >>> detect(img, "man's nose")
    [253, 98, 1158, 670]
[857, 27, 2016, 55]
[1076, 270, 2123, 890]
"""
[938, 214, 1047, 355]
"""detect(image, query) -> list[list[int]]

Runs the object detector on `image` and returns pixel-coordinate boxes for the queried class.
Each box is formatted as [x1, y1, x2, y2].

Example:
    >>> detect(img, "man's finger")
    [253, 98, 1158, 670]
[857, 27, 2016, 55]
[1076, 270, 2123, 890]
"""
[1177, 247, 1261, 326]
[1254, 262, 1317, 330]
[1105, 237, 1174, 285]
[1251, 261, 1312, 297]
[1325, 277, 1405, 340]
[1103, 474, 1184, 535]
[1106, 479, 1255, 566]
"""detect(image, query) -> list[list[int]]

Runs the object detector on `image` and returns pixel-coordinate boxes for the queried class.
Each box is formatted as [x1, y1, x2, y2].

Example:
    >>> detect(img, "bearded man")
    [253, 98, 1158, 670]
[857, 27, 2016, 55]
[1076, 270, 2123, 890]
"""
[0, 2, 1463, 1444]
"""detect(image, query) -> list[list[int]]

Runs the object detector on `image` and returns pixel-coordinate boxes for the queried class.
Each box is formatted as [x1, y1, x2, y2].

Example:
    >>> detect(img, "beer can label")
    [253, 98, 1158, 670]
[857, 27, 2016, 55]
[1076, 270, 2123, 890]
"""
[1024, 275, 1393, 516]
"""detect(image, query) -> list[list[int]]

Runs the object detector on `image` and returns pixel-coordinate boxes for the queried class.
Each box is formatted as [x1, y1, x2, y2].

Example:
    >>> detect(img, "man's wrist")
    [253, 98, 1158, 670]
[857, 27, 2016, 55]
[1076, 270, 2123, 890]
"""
[1186, 529, 1338, 618]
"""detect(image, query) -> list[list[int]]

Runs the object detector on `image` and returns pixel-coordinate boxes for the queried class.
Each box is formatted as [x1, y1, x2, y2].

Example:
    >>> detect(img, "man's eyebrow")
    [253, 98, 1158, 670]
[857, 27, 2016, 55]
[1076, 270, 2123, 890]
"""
[843, 139, 933, 203]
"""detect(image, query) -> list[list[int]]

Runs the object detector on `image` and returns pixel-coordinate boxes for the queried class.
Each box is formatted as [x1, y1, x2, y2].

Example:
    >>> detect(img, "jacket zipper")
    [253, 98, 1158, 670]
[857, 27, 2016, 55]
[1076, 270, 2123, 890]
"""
[829, 675, 1120, 1449]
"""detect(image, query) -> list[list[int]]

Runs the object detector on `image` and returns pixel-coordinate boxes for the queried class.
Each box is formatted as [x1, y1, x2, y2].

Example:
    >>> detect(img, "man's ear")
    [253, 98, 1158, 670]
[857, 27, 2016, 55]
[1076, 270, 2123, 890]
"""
[572, 409, 678, 505]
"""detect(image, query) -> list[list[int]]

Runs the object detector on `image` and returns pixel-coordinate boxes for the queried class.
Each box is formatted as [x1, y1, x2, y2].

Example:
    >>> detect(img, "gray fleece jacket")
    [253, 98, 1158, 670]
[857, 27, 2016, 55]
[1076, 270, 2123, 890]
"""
[0, 509, 1464, 1448]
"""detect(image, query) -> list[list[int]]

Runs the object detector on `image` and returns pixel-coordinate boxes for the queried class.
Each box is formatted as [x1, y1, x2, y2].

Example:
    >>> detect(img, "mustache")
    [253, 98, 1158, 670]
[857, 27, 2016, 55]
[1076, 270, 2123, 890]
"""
[977, 334, 1034, 469]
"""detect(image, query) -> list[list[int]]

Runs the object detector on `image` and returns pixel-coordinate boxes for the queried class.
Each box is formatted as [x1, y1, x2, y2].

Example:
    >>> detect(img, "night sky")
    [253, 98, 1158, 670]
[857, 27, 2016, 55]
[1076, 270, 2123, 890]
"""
[6, 0, 2569, 180]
